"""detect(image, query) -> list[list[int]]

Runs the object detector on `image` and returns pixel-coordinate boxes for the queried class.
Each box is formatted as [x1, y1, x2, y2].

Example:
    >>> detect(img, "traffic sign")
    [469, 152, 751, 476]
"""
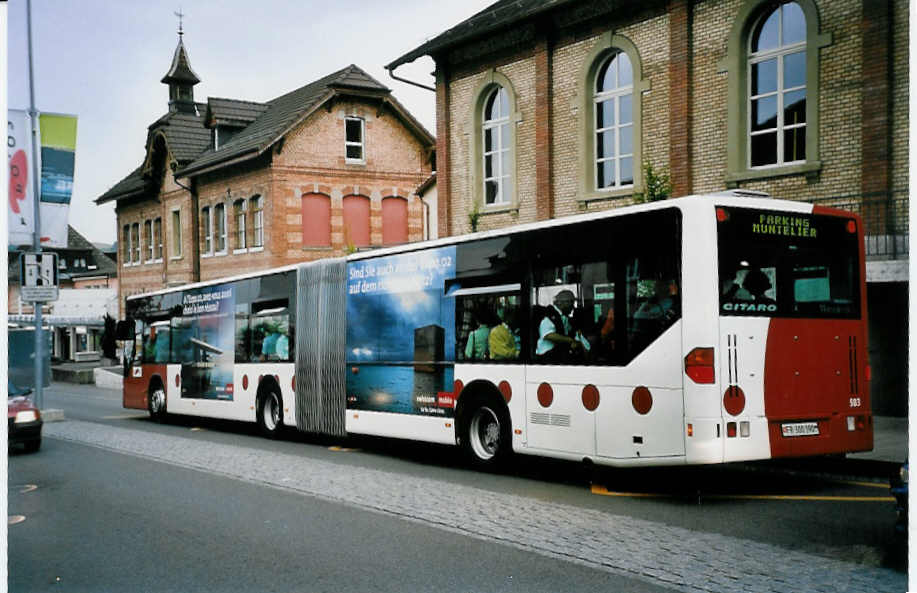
[19, 252, 59, 302]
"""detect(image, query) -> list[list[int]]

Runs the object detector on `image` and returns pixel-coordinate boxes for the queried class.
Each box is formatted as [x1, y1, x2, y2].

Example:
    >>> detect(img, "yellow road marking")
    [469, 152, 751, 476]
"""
[8, 515, 26, 525]
[102, 414, 149, 420]
[591, 484, 894, 502]
[328, 446, 360, 452]
[190, 427, 205, 432]
[9, 484, 37, 493]
[834, 480, 889, 489]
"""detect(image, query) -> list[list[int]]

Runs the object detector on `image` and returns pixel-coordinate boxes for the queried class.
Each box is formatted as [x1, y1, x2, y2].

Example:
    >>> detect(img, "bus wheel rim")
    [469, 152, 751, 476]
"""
[151, 389, 165, 413]
[470, 407, 499, 460]
[264, 393, 280, 431]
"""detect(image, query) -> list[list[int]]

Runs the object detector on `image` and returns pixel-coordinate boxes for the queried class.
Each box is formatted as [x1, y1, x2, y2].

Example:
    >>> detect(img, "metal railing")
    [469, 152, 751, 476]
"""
[809, 190, 908, 260]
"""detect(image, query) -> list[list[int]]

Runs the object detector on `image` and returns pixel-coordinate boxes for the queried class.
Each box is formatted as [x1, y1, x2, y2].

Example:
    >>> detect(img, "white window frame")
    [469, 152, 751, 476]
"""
[171, 208, 183, 260]
[747, 4, 807, 170]
[593, 52, 635, 191]
[201, 206, 213, 257]
[234, 199, 248, 253]
[214, 202, 227, 255]
[153, 217, 163, 262]
[131, 222, 141, 266]
[482, 86, 512, 206]
[144, 219, 154, 263]
[344, 117, 365, 164]
[250, 196, 264, 251]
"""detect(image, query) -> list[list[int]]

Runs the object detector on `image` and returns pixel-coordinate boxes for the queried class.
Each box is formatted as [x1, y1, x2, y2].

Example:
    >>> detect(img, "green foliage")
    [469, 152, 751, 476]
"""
[101, 313, 117, 359]
[468, 202, 482, 233]
[635, 161, 673, 203]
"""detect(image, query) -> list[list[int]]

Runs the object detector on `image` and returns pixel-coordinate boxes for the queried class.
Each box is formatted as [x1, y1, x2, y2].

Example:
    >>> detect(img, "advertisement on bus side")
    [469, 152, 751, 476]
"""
[178, 283, 236, 401]
[345, 246, 457, 417]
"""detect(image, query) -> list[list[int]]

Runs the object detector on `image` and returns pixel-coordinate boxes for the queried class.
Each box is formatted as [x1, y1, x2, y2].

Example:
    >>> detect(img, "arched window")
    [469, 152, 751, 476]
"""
[343, 194, 370, 247]
[723, 0, 824, 184]
[748, 2, 806, 167]
[594, 51, 634, 189]
[381, 197, 408, 245]
[482, 86, 513, 206]
[302, 193, 331, 247]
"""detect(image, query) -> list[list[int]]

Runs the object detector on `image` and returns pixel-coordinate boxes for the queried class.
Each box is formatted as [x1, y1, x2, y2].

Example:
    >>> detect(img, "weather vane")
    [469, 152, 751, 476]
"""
[175, 8, 185, 37]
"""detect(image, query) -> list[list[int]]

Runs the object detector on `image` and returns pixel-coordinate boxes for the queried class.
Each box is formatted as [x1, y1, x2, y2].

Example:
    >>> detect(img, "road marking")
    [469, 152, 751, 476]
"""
[590, 484, 895, 502]
[19, 484, 37, 494]
[190, 427, 206, 432]
[102, 414, 149, 420]
[8, 515, 26, 525]
[328, 446, 360, 452]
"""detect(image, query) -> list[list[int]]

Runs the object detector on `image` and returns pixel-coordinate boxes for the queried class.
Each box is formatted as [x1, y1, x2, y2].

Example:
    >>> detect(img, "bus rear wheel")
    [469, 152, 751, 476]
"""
[462, 400, 509, 468]
[149, 385, 167, 422]
[257, 390, 283, 438]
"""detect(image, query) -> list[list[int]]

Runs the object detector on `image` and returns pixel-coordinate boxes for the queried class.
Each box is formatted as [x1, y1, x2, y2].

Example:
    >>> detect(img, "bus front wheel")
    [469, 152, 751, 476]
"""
[149, 385, 167, 422]
[462, 399, 509, 468]
[257, 390, 283, 438]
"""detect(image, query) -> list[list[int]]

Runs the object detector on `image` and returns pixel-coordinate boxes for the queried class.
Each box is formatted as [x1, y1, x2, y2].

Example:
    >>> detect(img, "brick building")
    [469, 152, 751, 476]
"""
[96, 32, 435, 315]
[389, 0, 908, 415]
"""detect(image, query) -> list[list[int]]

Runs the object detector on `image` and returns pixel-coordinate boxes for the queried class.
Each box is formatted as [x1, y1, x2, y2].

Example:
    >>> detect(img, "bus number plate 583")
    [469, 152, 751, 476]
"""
[849, 397, 862, 408]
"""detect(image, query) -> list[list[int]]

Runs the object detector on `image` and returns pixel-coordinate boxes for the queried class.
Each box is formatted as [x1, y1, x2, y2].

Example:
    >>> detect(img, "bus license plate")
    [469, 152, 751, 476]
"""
[781, 422, 819, 437]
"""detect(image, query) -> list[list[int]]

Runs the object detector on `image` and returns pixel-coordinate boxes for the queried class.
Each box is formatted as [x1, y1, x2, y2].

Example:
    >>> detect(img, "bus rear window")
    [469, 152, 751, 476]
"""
[717, 207, 860, 318]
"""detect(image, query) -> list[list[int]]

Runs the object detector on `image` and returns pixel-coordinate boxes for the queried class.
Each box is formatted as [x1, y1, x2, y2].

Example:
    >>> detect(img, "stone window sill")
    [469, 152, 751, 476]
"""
[726, 162, 822, 186]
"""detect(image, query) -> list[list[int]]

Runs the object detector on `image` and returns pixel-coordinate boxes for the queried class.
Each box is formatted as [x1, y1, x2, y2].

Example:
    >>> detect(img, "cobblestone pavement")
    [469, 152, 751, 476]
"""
[45, 420, 906, 593]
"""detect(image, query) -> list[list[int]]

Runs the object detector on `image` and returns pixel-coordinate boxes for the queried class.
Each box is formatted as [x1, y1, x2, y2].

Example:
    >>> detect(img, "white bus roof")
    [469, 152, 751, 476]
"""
[126, 193, 826, 302]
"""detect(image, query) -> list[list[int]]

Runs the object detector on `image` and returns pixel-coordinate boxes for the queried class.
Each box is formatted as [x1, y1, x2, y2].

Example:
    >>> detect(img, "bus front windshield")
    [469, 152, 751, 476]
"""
[717, 207, 860, 319]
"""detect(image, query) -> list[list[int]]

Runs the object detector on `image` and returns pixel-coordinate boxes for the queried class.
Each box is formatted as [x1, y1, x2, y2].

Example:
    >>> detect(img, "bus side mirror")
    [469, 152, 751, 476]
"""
[116, 320, 133, 340]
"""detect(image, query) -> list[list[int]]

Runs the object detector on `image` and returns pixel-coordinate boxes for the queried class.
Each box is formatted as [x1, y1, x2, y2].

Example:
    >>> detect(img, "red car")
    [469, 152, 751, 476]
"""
[8, 381, 42, 452]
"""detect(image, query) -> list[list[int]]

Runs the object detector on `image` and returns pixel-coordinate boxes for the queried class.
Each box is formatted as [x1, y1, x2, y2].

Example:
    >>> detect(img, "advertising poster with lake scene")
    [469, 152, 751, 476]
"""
[345, 247, 457, 417]
[178, 283, 236, 401]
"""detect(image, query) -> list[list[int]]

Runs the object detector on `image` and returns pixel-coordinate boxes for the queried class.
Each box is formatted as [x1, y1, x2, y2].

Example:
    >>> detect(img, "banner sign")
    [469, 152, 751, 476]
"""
[8, 109, 35, 246]
[39, 113, 77, 248]
[6, 111, 77, 248]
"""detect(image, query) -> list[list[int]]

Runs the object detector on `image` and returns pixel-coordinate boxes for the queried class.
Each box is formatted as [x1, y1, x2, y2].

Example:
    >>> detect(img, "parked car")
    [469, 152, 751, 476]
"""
[8, 381, 42, 452]
[890, 461, 908, 534]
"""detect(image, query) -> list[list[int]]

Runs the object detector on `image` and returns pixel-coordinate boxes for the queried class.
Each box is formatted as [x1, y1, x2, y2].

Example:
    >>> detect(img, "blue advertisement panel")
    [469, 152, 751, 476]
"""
[345, 247, 457, 417]
[177, 284, 236, 400]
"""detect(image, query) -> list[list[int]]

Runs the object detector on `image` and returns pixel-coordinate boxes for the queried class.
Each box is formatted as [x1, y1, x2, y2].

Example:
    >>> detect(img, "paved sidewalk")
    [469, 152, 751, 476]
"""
[849, 416, 908, 464]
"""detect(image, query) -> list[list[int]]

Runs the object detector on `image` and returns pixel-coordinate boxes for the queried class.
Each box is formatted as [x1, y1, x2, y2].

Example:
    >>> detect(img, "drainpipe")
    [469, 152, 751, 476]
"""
[174, 172, 200, 282]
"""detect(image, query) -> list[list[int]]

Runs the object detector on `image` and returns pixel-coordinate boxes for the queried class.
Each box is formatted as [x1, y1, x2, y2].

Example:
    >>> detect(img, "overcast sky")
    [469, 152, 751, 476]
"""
[7, 0, 495, 245]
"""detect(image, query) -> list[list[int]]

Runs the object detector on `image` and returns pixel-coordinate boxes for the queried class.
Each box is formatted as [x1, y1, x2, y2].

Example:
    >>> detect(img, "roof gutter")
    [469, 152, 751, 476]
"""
[385, 64, 435, 93]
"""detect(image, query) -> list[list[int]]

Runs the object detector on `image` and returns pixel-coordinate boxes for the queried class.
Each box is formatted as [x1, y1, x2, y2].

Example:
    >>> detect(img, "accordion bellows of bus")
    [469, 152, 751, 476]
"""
[120, 192, 871, 469]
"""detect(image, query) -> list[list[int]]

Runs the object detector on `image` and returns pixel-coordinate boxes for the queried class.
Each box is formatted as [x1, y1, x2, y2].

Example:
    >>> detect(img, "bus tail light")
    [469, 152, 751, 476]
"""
[726, 422, 737, 438]
[847, 416, 855, 431]
[739, 421, 750, 438]
[685, 348, 715, 384]
[847, 416, 867, 431]
[686, 423, 693, 437]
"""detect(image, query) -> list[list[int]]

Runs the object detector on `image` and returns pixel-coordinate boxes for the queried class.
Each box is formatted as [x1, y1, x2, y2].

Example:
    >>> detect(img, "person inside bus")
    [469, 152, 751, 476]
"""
[464, 306, 491, 361]
[489, 301, 519, 360]
[535, 290, 590, 363]
[635, 279, 678, 324]
[741, 266, 776, 304]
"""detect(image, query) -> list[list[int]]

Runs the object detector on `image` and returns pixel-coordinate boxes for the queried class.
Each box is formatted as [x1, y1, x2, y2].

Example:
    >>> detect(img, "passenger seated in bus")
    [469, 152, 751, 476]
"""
[274, 332, 289, 361]
[489, 303, 519, 360]
[464, 308, 491, 361]
[261, 332, 280, 360]
[741, 267, 776, 304]
[535, 290, 589, 363]
[634, 280, 678, 324]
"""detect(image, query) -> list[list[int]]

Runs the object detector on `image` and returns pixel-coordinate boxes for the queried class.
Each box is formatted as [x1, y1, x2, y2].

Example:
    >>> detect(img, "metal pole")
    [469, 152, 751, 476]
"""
[26, 0, 44, 409]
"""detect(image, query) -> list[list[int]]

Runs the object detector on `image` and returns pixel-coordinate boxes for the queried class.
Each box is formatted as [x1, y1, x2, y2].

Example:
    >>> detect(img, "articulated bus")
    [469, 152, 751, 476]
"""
[121, 192, 872, 468]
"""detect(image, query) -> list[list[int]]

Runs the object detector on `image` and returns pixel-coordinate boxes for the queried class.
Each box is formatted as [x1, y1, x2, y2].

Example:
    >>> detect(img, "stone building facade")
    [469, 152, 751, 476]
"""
[390, 0, 908, 414]
[97, 34, 435, 315]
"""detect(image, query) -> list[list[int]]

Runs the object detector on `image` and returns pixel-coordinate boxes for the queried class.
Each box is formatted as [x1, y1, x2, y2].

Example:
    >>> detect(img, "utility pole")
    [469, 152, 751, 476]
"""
[26, 0, 44, 409]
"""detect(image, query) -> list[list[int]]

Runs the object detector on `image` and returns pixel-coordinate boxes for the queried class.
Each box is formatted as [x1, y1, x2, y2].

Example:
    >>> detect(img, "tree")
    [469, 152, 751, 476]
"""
[101, 313, 117, 360]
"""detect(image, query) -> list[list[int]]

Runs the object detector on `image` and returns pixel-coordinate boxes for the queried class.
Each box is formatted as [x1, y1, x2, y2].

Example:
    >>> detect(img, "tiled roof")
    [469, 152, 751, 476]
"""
[95, 166, 149, 204]
[206, 97, 269, 127]
[387, 0, 576, 68]
[148, 106, 211, 164]
[178, 64, 391, 177]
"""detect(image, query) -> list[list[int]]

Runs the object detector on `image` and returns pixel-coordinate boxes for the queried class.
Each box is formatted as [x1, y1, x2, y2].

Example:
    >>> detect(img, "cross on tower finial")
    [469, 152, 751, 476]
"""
[175, 8, 185, 36]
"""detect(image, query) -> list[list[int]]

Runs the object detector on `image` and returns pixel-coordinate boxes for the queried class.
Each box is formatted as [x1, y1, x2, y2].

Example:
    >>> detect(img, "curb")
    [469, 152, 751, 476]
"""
[40, 408, 66, 423]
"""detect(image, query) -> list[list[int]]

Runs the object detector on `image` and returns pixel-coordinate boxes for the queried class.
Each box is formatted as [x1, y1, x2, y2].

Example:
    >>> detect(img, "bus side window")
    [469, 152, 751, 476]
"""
[235, 305, 251, 363]
[251, 300, 291, 362]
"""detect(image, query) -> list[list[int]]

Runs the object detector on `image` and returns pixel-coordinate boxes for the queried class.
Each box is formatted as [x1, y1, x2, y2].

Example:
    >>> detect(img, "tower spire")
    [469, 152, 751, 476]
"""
[161, 11, 199, 113]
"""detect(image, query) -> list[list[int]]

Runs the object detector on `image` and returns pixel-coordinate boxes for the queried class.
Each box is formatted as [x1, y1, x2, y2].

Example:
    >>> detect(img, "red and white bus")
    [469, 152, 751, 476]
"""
[122, 192, 872, 467]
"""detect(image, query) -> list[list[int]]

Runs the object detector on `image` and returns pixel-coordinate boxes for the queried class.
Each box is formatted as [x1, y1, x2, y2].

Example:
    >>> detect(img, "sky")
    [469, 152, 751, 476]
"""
[7, 0, 496, 245]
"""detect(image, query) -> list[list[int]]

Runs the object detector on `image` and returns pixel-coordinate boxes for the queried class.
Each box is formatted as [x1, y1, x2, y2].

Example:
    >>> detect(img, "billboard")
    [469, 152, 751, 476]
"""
[345, 246, 457, 417]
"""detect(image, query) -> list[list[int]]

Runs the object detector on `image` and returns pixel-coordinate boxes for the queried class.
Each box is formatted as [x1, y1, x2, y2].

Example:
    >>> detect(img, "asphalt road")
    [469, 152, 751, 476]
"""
[10, 438, 671, 593]
[17, 382, 906, 592]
